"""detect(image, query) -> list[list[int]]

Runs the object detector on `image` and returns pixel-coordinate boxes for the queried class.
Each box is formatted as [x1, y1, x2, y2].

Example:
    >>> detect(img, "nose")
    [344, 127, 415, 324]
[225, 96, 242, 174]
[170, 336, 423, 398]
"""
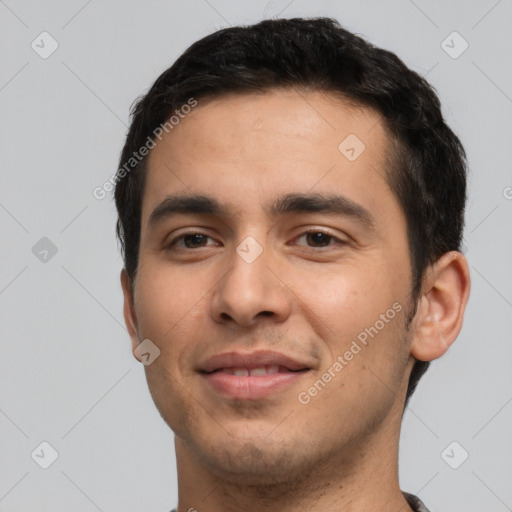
[209, 239, 292, 328]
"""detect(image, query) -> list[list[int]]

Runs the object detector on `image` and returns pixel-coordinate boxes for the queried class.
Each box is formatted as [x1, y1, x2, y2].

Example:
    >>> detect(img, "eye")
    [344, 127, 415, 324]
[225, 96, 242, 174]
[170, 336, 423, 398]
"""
[167, 232, 217, 250]
[165, 228, 345, 252]
[294, 229, 345, 248]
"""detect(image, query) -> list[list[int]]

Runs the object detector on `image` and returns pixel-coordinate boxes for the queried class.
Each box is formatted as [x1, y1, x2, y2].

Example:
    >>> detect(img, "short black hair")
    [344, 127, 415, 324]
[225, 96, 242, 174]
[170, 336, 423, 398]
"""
[114, 17, 467, 402]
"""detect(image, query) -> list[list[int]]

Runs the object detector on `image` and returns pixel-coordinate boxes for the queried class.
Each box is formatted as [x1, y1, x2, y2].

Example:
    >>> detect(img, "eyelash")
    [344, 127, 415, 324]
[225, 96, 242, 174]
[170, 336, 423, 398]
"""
[166, 228, 345, 251]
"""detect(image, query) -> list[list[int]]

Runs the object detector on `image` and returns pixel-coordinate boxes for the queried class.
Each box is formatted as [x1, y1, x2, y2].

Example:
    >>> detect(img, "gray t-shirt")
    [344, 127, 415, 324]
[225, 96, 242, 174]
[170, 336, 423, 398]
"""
[169, 492, 430, 511]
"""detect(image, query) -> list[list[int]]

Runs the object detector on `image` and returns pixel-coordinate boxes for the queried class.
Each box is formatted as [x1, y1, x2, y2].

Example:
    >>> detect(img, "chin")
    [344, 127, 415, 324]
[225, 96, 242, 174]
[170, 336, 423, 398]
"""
[196, 438, 313, 487]
[183, 419, 338, 488]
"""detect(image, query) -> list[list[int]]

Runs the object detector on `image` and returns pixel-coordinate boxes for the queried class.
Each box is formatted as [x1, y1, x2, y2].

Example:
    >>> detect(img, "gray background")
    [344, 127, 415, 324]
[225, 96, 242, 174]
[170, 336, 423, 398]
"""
[1, 0, 511, 511]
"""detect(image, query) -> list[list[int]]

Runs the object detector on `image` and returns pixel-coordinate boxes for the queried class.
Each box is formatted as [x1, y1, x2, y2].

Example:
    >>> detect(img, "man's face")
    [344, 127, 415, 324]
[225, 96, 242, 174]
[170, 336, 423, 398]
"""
[124, 89, 417, 483]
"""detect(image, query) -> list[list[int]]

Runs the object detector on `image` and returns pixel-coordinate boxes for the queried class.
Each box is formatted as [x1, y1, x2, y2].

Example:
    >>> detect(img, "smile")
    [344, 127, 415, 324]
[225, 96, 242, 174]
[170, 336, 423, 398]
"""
[202, 366, 310, 400]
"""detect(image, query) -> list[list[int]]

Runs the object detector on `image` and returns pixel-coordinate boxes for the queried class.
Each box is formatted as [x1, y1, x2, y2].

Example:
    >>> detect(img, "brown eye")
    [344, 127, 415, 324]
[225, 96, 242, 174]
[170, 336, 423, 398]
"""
[305, 231, 333, 247]
[182, 234, 209, 248]
[166, 232, 217, 250]
[295, 229, 343, 248]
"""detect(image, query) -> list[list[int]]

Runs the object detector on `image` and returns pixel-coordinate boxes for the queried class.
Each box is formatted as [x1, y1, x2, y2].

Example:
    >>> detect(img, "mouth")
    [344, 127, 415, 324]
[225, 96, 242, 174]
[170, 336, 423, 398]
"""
[199, 351, 312, 400]
[208, 365, 308, 376]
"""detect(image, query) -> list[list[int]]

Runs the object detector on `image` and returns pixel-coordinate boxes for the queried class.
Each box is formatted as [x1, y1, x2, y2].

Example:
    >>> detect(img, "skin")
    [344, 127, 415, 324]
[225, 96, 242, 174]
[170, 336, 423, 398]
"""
[121, 89, 471, 512]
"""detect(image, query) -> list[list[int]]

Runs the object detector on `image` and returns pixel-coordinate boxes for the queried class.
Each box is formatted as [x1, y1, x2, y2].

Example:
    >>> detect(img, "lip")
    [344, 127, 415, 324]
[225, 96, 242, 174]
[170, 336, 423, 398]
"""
[200, 350, 310, 373]
[199, 350, 312, 400]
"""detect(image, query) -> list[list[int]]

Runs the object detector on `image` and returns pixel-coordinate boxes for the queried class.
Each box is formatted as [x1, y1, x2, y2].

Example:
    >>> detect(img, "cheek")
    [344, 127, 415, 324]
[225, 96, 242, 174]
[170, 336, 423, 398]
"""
[289, 260, 399, 336]
[290, 262, 409, 386]
[134, 268, 207, 429]
[133, 264, 208, 353]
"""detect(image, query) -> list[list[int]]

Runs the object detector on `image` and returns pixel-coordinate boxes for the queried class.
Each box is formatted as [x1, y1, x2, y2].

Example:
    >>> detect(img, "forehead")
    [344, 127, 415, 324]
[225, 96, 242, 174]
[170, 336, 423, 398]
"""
[142, 89, 396, 224]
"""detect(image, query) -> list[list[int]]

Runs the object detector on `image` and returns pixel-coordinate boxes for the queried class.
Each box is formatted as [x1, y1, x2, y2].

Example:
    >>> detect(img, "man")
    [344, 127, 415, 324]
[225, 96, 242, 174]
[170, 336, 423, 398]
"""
[115, 17, 470, 512]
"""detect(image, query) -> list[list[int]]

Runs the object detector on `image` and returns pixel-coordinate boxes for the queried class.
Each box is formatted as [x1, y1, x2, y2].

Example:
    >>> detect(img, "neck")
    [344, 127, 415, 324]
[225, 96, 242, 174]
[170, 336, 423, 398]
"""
[173, 399, 413, 512]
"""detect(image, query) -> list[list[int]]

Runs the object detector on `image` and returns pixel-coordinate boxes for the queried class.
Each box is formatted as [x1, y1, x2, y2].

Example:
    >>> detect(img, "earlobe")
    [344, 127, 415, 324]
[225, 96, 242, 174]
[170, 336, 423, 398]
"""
[120, 269, 142, 358]
[410, 251, 471, 362]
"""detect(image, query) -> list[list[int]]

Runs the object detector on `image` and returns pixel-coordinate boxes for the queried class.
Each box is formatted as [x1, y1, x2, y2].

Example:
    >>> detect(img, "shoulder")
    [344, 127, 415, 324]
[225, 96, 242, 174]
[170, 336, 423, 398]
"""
[403, 492, 431, 512]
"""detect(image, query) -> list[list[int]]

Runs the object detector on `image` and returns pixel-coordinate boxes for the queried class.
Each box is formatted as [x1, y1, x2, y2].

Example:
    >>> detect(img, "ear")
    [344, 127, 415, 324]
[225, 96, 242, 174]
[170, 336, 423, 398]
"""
[410, 251, 471, 361]
[120, 269, 142, 360]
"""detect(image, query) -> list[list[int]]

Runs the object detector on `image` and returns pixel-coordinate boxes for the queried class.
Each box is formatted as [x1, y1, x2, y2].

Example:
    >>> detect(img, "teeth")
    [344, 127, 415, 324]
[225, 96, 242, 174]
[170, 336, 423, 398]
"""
[220, 365, 283, 376]
[250, 367, 267, 376]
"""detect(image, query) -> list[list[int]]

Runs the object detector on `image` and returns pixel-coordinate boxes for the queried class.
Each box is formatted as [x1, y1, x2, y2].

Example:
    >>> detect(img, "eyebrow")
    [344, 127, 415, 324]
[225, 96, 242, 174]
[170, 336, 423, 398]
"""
[148, 193, 376, 231]
[269, 193, 375, 230]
